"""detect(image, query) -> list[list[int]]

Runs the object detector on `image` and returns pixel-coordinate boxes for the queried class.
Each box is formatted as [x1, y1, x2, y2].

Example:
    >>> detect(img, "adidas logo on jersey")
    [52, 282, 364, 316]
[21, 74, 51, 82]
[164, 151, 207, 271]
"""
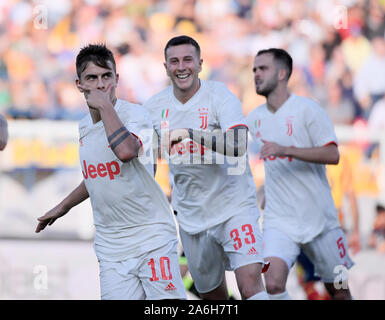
[248, 247, 258, 255]
[165, 282, 177, 291]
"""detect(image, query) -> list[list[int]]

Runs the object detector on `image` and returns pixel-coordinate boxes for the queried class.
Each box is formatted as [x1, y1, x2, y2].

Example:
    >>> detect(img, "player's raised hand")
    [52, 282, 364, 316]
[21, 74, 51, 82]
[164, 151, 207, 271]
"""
[35, 204, 69, 233]
[260, 139, 286, 159]
[170, 129, 189, 145]
[160, 128, 189, 156]
[77, 82, 114, 110]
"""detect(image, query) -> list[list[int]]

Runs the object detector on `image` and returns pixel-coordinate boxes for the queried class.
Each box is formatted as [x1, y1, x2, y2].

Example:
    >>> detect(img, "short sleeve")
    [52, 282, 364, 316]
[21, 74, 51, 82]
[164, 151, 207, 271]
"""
[305, 101, 338, 147]
[122, 105, 154, 148]
[214, 84, 248, 132]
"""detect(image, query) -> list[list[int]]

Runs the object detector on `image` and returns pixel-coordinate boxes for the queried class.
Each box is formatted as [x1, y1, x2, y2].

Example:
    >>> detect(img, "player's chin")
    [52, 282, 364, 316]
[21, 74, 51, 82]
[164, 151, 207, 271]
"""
[256, 87, 269, 97]
[174, 77, 193, 89]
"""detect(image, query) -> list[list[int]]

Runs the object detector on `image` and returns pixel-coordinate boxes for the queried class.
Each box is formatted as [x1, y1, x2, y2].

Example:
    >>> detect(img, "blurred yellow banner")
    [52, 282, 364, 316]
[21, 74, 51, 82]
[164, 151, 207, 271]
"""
[0, 120, 80, 169]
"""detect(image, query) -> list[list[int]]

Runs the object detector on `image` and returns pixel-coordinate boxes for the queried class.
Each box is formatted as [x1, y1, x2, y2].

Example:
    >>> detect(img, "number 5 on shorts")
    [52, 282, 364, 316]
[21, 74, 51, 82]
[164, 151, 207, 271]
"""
[337, 237, 346, 258]
[148, 257, 172, 281]
[230, 224, 256, 250]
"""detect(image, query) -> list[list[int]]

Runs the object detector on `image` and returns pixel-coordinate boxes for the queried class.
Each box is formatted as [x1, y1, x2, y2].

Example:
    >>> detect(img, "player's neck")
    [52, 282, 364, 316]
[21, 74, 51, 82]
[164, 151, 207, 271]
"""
[266, 87, 291, 113]
[173, 79, 201, 104]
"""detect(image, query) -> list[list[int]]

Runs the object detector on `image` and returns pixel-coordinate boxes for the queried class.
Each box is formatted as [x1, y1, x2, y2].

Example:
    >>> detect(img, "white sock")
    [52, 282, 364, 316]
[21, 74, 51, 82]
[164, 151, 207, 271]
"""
[268, 290, 291, 300]
[247, 291, 270, 300]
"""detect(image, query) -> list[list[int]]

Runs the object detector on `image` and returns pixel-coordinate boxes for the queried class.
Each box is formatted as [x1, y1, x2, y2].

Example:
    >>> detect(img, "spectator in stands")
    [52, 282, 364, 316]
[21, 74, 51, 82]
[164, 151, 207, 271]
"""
[324, 81, 356, 125]
[353, 36, 385, 119]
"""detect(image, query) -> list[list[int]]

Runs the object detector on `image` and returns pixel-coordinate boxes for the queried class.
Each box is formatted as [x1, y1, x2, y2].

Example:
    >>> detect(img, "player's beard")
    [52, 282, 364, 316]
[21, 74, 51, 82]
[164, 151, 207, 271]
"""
[255, 74, 279, 97]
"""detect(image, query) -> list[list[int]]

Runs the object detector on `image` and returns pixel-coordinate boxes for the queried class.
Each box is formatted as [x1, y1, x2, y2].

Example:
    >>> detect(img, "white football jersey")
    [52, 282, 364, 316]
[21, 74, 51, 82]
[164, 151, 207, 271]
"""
[143, 80, 260, 234]
[79, 99, 178, 262]
[246, 94, 341, 243]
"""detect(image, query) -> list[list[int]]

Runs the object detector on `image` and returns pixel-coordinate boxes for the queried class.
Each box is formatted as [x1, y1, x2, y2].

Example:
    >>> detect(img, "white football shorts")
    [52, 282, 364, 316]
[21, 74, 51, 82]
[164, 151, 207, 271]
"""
[99, 239, 187, 300]
[179, 208, 266, 293]
[263, 227, 354, 283]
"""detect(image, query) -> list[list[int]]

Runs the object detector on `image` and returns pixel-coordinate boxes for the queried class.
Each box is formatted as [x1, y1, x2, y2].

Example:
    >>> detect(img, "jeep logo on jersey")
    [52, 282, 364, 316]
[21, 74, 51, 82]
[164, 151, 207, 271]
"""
[170, 140, 207, 156]
[286, 116, 294, 136]
[198, 107, 208, 130]
[82, 160, 120, 180]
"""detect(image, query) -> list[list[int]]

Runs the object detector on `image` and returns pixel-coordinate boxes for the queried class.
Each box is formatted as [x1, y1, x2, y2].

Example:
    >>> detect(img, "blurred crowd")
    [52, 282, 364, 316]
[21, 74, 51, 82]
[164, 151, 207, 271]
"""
[0, 0, 384, 131]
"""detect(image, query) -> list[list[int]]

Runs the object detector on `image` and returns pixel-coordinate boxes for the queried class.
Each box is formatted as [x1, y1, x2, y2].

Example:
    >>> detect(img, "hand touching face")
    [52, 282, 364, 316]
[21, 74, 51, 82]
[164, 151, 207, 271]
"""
[76, 61, 119, 108]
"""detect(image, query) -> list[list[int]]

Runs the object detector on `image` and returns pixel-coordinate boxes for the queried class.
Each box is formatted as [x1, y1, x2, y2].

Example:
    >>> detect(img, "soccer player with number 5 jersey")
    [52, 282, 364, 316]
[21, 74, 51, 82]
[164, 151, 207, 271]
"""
[246, 48, 354, 299]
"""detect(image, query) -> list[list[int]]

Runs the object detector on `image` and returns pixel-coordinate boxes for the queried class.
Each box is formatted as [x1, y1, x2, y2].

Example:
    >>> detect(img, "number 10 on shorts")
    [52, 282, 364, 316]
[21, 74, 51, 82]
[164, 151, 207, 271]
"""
[148, 257, 173, 282]
[230, 224, 256, 250]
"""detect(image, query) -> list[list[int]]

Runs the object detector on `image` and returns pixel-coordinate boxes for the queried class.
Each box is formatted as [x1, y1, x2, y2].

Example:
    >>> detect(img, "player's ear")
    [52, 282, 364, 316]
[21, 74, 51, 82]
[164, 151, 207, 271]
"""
[164, 62, 171, 77]
[76, 79, 84, 93]
[198, 58, 203, 72]
[115, 73, 119, 85]
[278, 68, 287, 81]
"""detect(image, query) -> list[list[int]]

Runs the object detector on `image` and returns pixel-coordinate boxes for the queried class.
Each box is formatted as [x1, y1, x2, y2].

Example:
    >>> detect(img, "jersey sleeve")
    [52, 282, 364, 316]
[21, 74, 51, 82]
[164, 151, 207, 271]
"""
[122, 105, 153, 148]
[305, 101, 338, 147]
[142, 98, 161, 137]
[214, 84, 248, 132]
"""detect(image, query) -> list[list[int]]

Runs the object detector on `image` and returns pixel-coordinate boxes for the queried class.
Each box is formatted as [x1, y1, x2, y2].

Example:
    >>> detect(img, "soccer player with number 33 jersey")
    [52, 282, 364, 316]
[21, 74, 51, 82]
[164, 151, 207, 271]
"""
[144, 36, 269, 300]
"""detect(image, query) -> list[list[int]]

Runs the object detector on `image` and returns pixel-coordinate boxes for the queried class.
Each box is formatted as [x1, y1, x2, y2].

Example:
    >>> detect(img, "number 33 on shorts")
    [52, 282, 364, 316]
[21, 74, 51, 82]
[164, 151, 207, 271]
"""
[230, 224, 256, 250]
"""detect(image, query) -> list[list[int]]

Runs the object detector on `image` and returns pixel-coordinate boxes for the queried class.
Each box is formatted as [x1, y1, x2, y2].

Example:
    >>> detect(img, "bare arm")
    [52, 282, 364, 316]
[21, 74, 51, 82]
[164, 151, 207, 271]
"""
[260, 140, 340, 165]
[0, 114, 8, 151]
[163, 126, 248, 157]
[78, 84, 141, 162]
[35, 181, 89, 233]
[98, 104, 141, 162]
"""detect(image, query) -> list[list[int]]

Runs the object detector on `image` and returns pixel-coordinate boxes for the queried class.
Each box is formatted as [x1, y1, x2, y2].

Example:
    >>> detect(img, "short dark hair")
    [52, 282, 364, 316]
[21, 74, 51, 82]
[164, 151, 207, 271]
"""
[257, 48, 293, 80]
[76, 44, 116, 79]
[164, 35, 201, 60]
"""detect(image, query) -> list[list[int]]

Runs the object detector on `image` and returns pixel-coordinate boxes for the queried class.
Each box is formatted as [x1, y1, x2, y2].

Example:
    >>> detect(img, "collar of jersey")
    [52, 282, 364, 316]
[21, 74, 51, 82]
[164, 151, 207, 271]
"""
[266, 93, 295, 115]
[170, 79, 206, 110]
